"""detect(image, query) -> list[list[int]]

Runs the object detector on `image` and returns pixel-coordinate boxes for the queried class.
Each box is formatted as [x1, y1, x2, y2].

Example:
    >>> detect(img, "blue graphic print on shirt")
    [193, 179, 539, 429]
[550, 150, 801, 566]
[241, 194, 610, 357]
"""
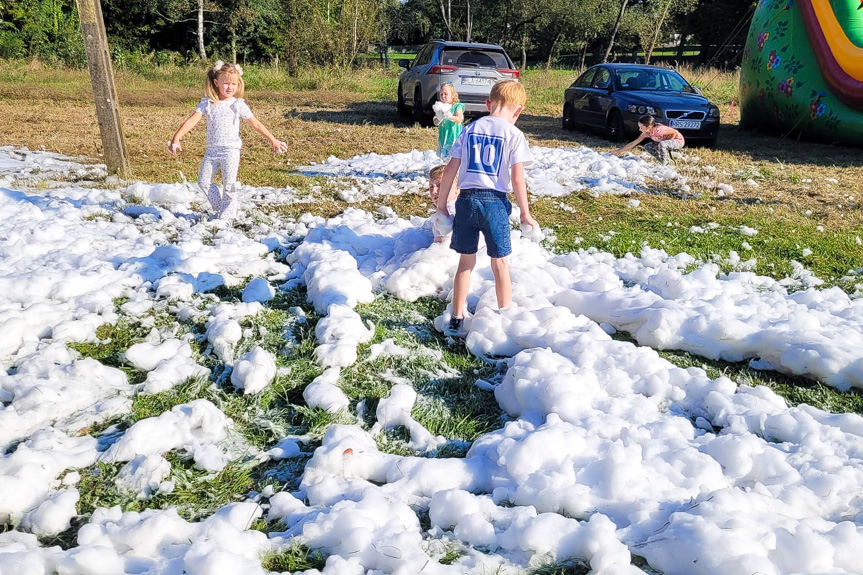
[466, 133, 505, 177]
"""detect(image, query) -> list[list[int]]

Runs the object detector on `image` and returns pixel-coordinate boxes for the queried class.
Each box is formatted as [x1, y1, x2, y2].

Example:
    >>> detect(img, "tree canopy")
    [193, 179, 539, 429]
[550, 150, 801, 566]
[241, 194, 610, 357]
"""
[0, 0, 753, 69]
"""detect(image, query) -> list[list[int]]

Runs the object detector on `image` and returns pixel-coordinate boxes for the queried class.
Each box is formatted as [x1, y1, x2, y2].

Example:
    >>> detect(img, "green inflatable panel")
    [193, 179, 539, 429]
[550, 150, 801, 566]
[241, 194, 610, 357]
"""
[740, 0, 863, 146]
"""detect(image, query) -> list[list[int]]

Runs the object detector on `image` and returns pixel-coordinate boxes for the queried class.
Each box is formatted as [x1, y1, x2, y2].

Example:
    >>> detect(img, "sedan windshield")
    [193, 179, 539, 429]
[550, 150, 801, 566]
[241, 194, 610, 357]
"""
[615, 69, 695, 92]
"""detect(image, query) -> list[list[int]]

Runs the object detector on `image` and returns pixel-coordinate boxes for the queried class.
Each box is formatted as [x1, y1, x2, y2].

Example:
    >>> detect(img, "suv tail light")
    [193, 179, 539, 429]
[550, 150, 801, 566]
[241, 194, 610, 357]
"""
[497, 69, 520, 78]
[429, 65, 458, 74]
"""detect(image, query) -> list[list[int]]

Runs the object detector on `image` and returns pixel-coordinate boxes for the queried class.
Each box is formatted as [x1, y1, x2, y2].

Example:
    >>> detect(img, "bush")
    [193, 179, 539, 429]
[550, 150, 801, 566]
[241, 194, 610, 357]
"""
[0, 30, 25, 59]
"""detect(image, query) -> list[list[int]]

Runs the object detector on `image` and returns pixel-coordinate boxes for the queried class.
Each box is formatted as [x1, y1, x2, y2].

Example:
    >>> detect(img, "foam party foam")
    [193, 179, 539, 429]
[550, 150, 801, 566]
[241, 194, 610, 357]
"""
[1, 147, 862, 575]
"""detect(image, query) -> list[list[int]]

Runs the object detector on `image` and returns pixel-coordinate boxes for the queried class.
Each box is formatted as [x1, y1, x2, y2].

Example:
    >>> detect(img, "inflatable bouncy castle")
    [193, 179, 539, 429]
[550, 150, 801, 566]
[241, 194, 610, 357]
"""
[739, 0, 863, 146]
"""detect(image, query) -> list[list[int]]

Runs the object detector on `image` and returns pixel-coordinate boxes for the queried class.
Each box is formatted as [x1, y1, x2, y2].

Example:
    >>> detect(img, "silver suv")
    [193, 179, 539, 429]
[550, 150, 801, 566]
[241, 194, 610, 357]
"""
[397, 40, 519, 126]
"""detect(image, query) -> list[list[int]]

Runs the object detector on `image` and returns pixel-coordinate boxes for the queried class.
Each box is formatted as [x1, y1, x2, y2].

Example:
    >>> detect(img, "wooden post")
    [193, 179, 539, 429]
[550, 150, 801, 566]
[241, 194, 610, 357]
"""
[76, 0, 129, 177]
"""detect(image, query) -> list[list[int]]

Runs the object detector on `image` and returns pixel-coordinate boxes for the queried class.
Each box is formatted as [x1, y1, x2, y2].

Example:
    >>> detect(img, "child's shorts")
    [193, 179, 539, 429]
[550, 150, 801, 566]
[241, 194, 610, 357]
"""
[450, 188, 512, 258]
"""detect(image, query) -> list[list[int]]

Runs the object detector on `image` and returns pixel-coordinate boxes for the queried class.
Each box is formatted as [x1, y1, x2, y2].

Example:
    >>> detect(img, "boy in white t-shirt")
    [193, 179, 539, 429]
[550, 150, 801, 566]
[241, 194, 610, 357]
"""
[435, 79, 538, 336]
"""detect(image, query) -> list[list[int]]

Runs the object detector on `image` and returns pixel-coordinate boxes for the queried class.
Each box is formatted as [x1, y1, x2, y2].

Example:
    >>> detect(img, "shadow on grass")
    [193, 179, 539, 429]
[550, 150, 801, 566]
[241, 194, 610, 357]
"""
[286, 101, 412, 127]
[712, 123, 862, 169]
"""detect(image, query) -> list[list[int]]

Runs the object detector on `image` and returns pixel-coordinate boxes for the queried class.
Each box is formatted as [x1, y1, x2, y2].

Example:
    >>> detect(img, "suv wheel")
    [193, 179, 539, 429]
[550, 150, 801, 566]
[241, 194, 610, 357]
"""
[397, 82, 409, 118]
[606, 110, 626, 143]
[413, 88, 431, 127]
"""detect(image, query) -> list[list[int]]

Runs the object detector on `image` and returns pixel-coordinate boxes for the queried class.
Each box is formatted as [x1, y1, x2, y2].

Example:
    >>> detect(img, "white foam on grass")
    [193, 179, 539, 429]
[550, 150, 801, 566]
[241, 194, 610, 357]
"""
[2, 147, 863, 575]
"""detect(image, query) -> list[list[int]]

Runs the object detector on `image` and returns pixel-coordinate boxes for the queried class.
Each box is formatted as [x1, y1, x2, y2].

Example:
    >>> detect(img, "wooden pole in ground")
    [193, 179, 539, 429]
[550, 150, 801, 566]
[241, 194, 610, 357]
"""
[75, 0, 129, 177]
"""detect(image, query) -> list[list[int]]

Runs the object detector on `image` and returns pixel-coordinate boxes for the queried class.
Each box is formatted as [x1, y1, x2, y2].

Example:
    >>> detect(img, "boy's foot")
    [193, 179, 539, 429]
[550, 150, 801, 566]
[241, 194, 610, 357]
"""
[447, 316, 465, 336]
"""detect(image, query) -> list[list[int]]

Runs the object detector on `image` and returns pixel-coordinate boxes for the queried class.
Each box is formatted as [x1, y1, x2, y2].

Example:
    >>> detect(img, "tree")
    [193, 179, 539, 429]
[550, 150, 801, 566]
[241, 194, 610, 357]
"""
[602, 0, 629, 63]
[688, 0, 754, 66]
[0, 0, 85, 63]
[635, 0, 697, 64]
[220, 0, 281, 64]
[530, 0, 610, 69]
[273, 0, 382, 68]
[100, 0, 219, 61]
[437, 0, 453, 39]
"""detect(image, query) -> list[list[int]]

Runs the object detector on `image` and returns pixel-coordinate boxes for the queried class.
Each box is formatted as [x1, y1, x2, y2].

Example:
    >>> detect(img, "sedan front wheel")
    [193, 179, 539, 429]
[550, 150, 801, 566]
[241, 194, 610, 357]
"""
[562, 104, 575, 131]
[606, 111, 626, 143]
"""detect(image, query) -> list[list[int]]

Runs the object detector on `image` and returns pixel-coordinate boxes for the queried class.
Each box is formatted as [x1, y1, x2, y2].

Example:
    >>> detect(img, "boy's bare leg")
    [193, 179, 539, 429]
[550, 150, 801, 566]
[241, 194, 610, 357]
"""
[452, 254, 476, 318]
[490, 256, 511, 310]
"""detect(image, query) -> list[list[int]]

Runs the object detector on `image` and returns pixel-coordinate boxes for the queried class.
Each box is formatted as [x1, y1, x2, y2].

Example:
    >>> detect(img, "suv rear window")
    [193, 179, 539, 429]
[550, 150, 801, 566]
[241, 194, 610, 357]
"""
[440, 49, 510, 68]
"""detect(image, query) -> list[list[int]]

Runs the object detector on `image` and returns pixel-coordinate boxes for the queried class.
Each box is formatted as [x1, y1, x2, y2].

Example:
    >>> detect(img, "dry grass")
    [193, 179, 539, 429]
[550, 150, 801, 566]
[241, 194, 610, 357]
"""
[1, 63, 862, 231]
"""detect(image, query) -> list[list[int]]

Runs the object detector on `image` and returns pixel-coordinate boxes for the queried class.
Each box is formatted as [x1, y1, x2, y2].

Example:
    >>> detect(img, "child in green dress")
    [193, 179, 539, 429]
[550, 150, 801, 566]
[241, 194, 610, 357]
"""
[433, 82, 465, 159]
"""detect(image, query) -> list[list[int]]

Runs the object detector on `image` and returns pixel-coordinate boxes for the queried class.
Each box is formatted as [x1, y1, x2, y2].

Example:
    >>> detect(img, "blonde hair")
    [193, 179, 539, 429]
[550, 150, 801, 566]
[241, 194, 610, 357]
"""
[429, 164, 446, 181]
[204, 61, 245, 103]
[489, 79, 526, 108]
[440, 82, 460, 104]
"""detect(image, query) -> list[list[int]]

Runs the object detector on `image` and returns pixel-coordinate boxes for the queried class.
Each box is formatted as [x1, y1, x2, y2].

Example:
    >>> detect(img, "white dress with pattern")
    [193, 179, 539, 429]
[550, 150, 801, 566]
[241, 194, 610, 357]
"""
[195, 97, 254, 219]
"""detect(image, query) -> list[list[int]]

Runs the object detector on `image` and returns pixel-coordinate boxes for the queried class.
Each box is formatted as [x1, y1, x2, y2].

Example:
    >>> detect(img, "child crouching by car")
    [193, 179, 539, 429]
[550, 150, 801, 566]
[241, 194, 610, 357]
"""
[611, 115, 684, 164]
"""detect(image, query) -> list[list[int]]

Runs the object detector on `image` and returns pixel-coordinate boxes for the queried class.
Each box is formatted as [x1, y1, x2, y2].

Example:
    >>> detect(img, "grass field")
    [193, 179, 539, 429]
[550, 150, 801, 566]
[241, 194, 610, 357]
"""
[3, 59, 863, 417]
[5, 61, 863, 570]
[3, 60, 861, 285]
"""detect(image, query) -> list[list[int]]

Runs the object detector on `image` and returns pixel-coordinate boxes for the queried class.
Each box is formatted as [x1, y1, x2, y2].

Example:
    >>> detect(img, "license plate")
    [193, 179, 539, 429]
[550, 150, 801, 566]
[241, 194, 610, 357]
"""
[461, 77, 492, 86]
[669, 119, 701, 130]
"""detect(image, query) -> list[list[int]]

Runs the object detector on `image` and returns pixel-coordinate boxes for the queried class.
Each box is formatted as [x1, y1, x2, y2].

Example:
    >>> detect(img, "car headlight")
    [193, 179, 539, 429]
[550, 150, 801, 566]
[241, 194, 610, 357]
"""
[708, 106, 720, 118]
[628, 105, 657, 115]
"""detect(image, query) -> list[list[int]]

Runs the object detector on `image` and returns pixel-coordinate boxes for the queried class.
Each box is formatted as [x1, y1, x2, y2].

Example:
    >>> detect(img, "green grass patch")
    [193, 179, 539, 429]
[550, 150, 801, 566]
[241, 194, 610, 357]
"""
[530, 559, 591, 575]
[78, 455, 265, 522]
[343, 295, 504, 448]
[659, 347, 863, 416]
[130, 375, 214, 422]
[261, 543, 328, 572]
[75, 462, 143, 516]
[155, 455, 258, 521]
[533, 194, 862, 290]
[437, 541, 464, 565]
[68, 318, 156, 386]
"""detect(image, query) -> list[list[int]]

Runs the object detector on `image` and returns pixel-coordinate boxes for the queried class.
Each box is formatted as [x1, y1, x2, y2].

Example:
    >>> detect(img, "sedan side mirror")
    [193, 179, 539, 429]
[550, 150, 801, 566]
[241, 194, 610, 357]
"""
[398, 59, 411, 70]
[692, 86, 703, 95]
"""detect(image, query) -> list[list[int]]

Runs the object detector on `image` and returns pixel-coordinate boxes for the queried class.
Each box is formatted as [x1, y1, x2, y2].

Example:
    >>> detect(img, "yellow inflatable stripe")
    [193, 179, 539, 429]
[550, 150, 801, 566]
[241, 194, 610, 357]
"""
[811, 0, 863, 80]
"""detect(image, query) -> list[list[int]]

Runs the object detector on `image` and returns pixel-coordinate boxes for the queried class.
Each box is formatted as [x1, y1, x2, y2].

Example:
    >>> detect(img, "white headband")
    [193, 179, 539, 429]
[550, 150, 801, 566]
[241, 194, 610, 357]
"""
[213, 60, 243, 76]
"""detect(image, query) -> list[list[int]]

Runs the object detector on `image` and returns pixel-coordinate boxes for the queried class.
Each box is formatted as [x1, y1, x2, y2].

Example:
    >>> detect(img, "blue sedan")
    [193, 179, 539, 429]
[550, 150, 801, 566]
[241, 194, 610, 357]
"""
[562, 63, 720, 146]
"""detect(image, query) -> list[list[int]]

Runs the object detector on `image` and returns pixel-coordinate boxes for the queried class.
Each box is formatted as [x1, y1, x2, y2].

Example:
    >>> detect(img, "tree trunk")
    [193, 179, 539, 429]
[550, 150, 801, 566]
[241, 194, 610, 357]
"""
[676, 13, 690, 60]
[352, 0, 359, 66]
[644, 0, 672, 65]
[287, 39, 298, 76]
[546, 32, 562, 71]
[579, 42, 589, 69]
[521, 32, 527, 70]
[464, 0, 472, 42]
[602, 0, 629, 63]
[438, 0, 453, 40]
[231, 31, 237, 65]
[197, 0, 206, 61]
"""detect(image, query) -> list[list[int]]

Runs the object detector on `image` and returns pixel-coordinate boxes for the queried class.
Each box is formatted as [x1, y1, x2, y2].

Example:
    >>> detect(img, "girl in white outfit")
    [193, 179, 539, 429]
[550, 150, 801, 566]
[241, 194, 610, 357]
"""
[168, 61, 287, 220]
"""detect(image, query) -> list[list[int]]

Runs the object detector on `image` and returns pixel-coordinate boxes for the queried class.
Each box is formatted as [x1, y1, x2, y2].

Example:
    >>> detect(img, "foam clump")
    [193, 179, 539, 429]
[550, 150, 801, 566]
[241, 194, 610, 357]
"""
[230, 346, 276, 395]
[100, 399, 232, 472]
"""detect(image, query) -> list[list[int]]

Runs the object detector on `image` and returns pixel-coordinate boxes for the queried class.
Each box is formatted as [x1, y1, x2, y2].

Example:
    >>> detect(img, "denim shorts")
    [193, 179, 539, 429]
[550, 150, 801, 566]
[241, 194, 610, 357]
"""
[450, 188, 512, 258]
